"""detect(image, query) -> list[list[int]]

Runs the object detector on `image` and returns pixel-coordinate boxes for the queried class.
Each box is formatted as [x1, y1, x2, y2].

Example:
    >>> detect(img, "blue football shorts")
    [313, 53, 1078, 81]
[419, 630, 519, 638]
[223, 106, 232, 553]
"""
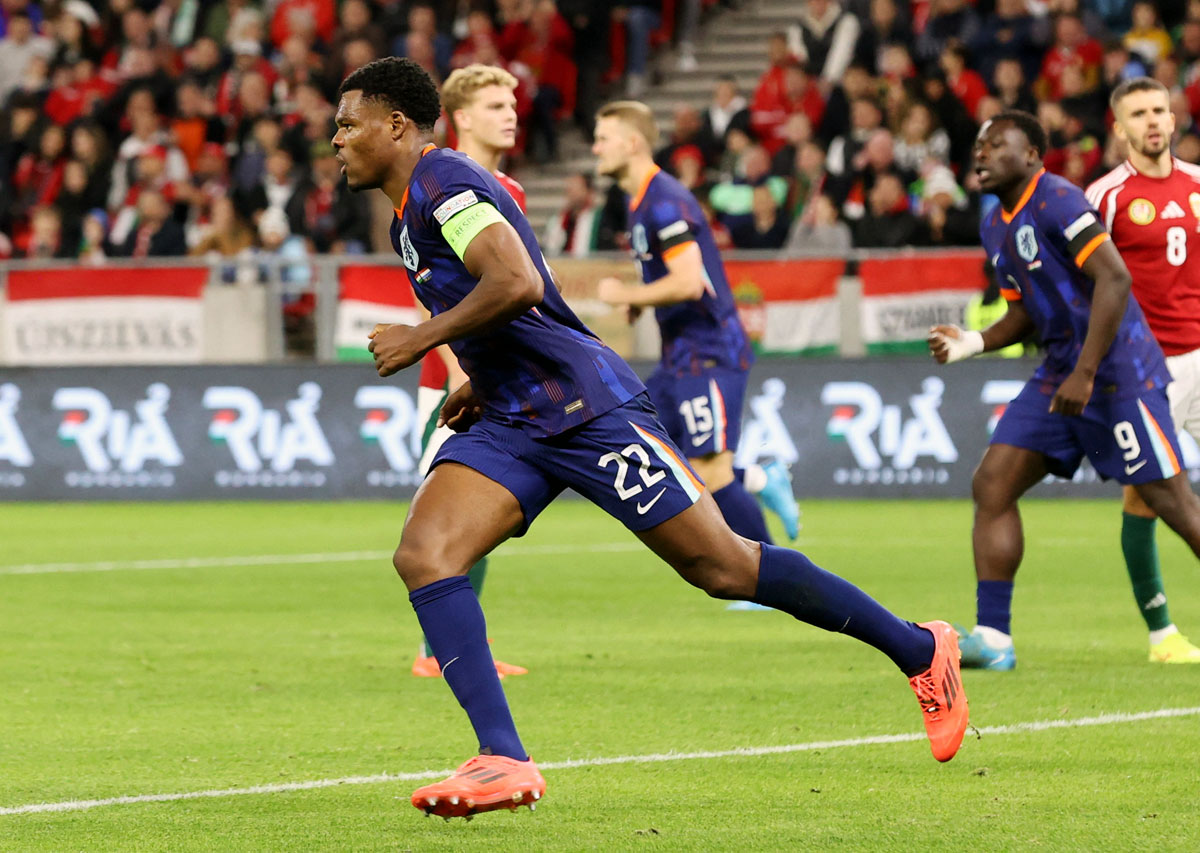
[430, 394, 704, 535]
[644, 365, 747, 458]
[990, 379, 1183, 484]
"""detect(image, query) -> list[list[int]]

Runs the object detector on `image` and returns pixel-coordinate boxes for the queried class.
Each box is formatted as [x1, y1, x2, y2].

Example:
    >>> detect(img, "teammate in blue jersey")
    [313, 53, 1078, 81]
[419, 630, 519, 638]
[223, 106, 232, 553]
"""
[592, 100, 801, 544]
[334, 57, 967, 819]
[929, 110, 1200, 670]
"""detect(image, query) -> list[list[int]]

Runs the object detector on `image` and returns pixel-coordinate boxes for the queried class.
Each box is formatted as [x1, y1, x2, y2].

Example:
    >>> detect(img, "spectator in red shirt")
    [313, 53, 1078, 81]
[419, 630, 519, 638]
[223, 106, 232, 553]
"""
[13, 123, 67, 221]
[939, 42, 987, 119]
[171, 78, 224, 173]
[1036, 13, 1101, 101]
[21, 204, 71, 258]
[216, 41, 279, 119]
[752, 60, 826, 155]
[270, 0, 335, 52]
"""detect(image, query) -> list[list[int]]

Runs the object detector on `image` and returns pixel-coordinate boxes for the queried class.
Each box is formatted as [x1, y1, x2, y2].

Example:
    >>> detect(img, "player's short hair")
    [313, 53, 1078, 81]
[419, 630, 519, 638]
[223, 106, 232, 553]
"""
[338, 57, 441, 131]
[596, 100, 660, 147]
[991, 109, 1048, 158]
[1110, 76, 1170, 112]
[441, 64, 519, 125]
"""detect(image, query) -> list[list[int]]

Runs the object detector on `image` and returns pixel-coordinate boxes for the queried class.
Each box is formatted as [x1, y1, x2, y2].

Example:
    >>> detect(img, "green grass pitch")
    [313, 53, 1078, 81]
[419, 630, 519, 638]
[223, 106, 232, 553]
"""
[2, 499, 1199, 851]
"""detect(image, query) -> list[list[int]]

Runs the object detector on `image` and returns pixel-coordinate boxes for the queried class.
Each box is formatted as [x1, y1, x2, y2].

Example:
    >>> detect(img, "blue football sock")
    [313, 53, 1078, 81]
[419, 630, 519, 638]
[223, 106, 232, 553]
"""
[409, 576, 526, 760]
[752, 544, 935, 676]
[976, 580, 1013, 636]
[712, 479, 773, 545]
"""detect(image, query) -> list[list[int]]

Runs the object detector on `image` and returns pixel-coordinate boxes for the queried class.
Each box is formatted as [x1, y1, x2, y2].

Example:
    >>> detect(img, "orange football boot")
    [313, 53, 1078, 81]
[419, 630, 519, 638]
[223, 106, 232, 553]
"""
[494, 659, 528, 677]
[412, 755, 545, 819]
[412, 651, 441, 678]
[909, 620, 969, 762]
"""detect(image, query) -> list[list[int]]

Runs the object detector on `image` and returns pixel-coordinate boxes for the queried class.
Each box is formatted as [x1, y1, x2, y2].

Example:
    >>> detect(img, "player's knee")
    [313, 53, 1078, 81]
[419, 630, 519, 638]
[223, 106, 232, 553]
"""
[683, 552, 757, 600]
[971, 467, 1008, 512]
[391, 541, 442, 587]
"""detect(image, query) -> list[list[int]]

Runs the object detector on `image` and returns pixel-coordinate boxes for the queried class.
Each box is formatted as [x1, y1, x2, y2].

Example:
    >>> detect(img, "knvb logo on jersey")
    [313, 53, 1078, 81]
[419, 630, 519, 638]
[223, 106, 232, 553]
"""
[735, 377, 799, 469]
[822, 377, 957, 486]
[355, 385, 422, 487]
[398, 224, 419, 271]
[0, 383, 33, 487]
[53, 383, 182, 487]
[203, 383, 334, 487]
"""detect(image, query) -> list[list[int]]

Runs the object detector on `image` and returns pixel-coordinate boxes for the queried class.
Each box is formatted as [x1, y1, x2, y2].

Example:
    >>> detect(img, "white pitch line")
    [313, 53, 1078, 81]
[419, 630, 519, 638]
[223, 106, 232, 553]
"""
[0, 542, 645, 577]
[3, 705, 1198, 817]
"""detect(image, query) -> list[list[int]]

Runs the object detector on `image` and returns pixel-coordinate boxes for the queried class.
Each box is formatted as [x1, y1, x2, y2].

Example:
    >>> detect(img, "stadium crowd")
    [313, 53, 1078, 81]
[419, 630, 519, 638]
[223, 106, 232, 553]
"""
[1, 0, 1197, 263]
[626, 0, 1200, 255]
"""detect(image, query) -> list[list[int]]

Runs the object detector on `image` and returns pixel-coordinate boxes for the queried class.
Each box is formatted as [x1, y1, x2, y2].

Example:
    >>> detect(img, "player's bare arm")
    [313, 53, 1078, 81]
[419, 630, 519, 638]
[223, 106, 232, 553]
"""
[1052, 239, 1132, 415]
[597, 242, 706, 307]
[369, 221, 544, 376]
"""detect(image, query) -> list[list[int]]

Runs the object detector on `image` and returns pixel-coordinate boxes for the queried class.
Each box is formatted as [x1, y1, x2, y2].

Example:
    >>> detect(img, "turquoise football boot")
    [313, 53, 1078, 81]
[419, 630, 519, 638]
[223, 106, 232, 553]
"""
[955, 624, 1016, 670]
[758, 461, 801, 540]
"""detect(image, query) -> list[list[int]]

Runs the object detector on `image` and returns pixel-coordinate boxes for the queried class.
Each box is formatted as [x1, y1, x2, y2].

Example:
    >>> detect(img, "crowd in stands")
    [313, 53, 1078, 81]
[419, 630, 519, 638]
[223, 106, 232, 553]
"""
[6, 0, 1200, 264]
[577, 0, 1200, 255]
[0, 0, 723, 262]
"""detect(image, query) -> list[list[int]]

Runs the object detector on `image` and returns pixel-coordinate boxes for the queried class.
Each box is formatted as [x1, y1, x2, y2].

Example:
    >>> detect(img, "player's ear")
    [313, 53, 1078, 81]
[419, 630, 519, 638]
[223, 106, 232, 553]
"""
[390, 110, 407, 140]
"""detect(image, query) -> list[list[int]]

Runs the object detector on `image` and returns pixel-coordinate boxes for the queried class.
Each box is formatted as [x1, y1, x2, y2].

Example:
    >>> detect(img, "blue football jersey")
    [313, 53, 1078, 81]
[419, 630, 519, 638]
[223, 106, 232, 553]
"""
[980, 169, 1170, 396]
[625, 167, 752, 376]
[391, 146, 644, 436]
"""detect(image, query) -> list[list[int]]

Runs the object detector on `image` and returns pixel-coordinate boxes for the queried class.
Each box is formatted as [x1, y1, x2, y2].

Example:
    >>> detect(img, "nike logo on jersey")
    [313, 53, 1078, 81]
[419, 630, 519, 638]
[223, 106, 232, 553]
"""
[1125, 459, 1148, 476]
[636, 487, 667, 514]
[692, 432, 713, 446]
[1162, 200, 1186, 219]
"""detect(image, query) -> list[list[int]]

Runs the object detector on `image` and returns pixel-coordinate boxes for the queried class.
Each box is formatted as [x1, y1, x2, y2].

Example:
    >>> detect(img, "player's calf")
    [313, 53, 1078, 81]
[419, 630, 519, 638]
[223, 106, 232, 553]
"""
[1135, 475, 1200, 558]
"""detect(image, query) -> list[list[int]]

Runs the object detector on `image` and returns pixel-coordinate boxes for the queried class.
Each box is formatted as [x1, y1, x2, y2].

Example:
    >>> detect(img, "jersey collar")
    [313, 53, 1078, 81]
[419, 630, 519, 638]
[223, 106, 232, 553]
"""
[1000, 168, 1045, 224]
[395, 143, 440, 219]
[629, 164, 661, 211]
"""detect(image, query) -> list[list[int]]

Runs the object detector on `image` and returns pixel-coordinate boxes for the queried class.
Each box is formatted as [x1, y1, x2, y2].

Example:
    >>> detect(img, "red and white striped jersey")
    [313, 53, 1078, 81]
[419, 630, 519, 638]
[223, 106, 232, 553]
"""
[1086, 158, 1200, 356]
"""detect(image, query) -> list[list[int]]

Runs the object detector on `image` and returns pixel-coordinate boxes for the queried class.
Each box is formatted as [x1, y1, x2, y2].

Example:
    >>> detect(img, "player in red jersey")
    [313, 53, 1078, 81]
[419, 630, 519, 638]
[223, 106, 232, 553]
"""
[1086, 77, 1200, 663]
[410, 64, 529, 679]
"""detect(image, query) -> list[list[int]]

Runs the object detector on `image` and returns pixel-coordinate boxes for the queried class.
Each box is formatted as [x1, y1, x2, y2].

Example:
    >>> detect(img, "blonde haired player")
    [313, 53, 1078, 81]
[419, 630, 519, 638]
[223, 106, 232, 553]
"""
[410, 64, 528, 678]
[1085, 77, 1200, 663]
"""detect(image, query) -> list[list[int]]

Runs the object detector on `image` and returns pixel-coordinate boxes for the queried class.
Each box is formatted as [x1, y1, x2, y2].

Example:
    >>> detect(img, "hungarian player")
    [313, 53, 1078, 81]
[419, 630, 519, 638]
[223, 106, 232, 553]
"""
[334, 58, 967, 818]
[929, 111, 1200, 670]
[1084, 77, 1200, 663]
[411, 64, 528, 679]
[593, 101, 801, 547]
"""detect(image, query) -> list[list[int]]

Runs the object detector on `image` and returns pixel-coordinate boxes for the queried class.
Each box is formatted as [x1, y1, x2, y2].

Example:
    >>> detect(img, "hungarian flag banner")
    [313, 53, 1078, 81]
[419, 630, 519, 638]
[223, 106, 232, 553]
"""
[858, 251, 987, 355]
[336, 265, 420, 362]
[3, 267, 207, 365]
[727, 258, 844, 356]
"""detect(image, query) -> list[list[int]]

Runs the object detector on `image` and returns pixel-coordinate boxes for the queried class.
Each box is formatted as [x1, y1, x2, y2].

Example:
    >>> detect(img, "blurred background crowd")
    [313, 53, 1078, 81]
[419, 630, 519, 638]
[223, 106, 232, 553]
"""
[0, 0, 1194, 265]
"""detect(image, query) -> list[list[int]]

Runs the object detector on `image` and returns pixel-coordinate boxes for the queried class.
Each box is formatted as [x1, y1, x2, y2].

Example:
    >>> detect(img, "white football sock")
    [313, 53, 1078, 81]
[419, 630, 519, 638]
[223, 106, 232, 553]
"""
[974, 625, 1013, 649]
[1149, 624, 1179, 646]
[742, 464, 768, 494]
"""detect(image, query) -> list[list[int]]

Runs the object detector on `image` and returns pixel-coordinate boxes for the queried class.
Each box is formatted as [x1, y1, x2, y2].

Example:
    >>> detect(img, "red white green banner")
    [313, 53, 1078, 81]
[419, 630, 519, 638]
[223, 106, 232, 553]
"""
[859, 251, 987, 355]
[3, 267, 207, 365]
[728, 258, 844, 356]
[335, 265, 420, 362]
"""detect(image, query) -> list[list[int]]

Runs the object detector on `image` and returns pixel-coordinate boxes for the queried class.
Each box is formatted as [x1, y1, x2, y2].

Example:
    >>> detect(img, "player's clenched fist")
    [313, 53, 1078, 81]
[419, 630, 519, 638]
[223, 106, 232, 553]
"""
[438, 380, 483, 432]
[596, 277, 627, 305]
[928, 324, 984, 364]
[368, 323, 428, 376]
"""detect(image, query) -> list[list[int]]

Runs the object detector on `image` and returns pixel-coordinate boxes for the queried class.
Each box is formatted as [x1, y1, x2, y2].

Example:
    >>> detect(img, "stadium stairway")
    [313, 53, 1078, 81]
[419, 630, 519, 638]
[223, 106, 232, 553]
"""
[519, 0, 795, 234]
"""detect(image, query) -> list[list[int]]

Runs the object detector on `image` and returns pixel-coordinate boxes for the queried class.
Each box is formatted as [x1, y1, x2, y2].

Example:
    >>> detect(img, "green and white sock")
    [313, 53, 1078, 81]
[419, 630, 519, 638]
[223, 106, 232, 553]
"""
[1121, 513, 1172, 633]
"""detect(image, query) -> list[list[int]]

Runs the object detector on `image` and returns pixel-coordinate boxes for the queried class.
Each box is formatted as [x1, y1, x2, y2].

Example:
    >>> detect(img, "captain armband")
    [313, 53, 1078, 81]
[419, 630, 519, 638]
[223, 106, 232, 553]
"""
[440, 201, 508, 261]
